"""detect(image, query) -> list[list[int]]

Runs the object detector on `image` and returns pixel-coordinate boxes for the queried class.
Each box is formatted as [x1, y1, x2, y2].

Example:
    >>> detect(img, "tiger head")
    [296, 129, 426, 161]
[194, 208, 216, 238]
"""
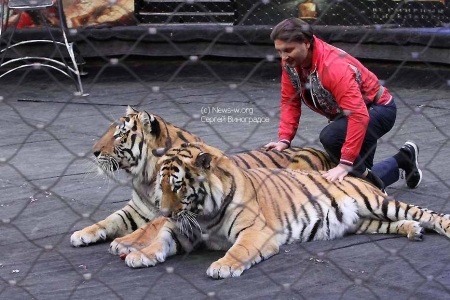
[92, 106, 200, 182]
[155, 143, 231, 223]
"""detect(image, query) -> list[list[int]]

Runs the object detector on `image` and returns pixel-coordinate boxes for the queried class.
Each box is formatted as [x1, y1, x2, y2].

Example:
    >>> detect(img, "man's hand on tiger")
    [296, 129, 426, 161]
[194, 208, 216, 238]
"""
[322, 164, 350, 182]
[264, 141, 289, 152]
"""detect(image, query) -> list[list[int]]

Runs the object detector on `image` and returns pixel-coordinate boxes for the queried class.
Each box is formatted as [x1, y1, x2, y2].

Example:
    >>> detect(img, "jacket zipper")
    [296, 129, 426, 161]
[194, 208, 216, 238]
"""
[301, 65, 319, 110]
[309, 73, 318, 109]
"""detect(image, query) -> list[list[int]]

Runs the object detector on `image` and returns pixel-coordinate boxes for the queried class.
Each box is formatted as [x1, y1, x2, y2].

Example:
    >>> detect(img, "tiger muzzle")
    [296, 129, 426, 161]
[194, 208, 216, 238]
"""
[160, 207, 181, 219]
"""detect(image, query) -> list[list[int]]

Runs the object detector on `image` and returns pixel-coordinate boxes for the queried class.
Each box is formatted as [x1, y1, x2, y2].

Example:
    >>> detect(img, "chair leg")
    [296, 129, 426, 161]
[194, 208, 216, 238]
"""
[40, 7, 88, 96]
[57, 0, 88, 96]
[0, 0, 4, 37]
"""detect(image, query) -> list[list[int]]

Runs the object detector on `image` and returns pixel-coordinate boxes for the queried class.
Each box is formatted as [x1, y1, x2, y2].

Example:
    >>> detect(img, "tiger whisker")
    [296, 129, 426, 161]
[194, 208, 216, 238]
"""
[178, 212, 190, 238]
[176, 218, 183, 236]
[184, 213, 195, 239]
[174, 213, 184, 236]
[113, 159, 121, 181]
[82, 159, 100, 181]
[181, 216, 189, 237]
[185, 211, 202, 235]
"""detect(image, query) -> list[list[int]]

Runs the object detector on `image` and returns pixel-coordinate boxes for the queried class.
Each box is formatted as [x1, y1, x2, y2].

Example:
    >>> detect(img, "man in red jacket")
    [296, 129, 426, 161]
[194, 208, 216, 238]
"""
[264, 18, 422, 190]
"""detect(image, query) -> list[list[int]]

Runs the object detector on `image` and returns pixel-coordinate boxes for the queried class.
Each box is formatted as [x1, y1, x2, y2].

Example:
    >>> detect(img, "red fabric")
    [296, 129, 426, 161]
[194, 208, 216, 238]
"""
[17, 13, 34, 28]
[278, 37, 392, 165]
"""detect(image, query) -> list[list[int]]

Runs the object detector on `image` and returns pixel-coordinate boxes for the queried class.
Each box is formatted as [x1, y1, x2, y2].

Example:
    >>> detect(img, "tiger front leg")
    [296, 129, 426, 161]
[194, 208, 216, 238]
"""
[70, 214, 123, 247]
[110, 217, 167, 255]
[125, 221, 189, 268]
[70, 200, 154, 247]
[206, 230, 279, 279]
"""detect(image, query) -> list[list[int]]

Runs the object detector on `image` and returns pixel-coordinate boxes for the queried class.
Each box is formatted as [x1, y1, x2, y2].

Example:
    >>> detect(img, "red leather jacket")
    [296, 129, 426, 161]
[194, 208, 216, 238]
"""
[279, 36, 392, 165]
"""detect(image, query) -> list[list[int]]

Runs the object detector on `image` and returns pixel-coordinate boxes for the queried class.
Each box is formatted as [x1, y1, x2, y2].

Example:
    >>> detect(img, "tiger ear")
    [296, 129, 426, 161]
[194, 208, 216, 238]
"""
[139, 111, 161, 137]
[126, 105, 138, 115]
[195, 152, 212, 170]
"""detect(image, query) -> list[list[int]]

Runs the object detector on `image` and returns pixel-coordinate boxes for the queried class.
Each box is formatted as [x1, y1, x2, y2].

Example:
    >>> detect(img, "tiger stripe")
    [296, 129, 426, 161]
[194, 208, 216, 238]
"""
[207, 168, 237, 231]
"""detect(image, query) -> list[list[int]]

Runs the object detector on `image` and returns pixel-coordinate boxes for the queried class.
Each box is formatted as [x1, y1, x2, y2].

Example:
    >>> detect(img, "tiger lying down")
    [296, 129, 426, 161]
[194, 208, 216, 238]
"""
[122, 142, 450, 279]
[70, 106, 334, 247]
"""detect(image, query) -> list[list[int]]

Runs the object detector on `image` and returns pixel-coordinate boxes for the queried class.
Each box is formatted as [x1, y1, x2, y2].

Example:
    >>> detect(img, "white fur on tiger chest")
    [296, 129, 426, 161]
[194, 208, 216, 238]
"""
[130, 180, 160, 224]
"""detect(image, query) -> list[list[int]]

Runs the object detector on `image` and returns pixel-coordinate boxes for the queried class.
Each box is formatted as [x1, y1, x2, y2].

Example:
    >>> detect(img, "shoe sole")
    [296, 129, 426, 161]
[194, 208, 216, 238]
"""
[405, 140, 422, 188]
[413, 169, 423, 189]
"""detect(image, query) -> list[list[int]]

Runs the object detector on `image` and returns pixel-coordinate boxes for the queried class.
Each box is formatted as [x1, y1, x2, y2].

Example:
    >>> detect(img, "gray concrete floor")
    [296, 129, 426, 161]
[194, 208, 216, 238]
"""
[0, 58, 450, 299]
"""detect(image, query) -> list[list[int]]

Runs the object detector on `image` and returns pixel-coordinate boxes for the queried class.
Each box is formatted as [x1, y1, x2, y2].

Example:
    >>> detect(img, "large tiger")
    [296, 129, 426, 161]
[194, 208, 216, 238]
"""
[122, 142, 450, 278]
[70, 106, 335, 247]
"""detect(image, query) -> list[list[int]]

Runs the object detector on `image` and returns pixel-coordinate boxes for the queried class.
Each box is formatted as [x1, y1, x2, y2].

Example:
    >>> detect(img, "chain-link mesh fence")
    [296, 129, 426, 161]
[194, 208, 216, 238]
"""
[1, 0, 450, 299]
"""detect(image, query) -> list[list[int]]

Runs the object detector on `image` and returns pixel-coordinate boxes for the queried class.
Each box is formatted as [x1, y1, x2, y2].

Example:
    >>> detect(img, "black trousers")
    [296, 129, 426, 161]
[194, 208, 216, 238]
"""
[319, 100, 399, 186]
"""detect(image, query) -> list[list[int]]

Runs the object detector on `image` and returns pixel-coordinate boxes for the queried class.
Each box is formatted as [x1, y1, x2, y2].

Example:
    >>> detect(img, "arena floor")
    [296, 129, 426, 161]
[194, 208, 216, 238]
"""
[1, 58, 450, 299]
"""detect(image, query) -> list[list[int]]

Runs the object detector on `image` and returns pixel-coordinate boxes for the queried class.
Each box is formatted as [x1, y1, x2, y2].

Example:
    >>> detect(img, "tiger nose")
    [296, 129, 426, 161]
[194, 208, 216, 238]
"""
[160, 208, 171, 217]
[93, 151, 101, 157]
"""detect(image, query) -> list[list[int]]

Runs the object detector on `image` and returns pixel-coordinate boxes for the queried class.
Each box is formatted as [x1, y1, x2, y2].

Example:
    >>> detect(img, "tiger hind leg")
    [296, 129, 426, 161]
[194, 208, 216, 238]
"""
[110, 217, 168, 255]
[419, 207, 450, 220]
[355, 219, 424, 241]
[357, 196, 450, 239]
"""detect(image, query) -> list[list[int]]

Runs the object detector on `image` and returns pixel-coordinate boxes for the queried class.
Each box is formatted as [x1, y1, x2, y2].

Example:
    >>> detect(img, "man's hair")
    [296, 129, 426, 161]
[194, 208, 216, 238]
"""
[270, 18, 314, 48]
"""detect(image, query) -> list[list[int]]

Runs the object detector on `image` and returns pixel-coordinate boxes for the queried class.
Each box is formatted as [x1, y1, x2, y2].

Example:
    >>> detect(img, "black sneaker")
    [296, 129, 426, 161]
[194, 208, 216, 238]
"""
[401, 141, 422, 189]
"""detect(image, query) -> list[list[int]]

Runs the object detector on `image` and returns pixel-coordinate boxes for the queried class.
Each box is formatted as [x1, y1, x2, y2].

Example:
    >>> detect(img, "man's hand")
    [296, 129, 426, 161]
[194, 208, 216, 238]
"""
[264, 141, 289, 152]
[322, 164, 351, 182]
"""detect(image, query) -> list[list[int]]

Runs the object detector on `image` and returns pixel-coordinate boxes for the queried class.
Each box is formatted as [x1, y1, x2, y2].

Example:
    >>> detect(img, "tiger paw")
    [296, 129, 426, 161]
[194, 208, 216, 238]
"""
[206, 258, 246, 279]
[406, 222, 424, 241]
[109, 238, 138, 255]
[124, 247, 166, 268]
[70, 226, 107, 247]
[109, 229, 154, 255]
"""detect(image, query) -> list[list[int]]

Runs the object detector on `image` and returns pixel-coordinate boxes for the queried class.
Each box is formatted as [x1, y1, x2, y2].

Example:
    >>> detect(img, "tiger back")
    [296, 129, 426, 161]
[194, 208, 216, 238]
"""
[232, 146, 335, 171]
